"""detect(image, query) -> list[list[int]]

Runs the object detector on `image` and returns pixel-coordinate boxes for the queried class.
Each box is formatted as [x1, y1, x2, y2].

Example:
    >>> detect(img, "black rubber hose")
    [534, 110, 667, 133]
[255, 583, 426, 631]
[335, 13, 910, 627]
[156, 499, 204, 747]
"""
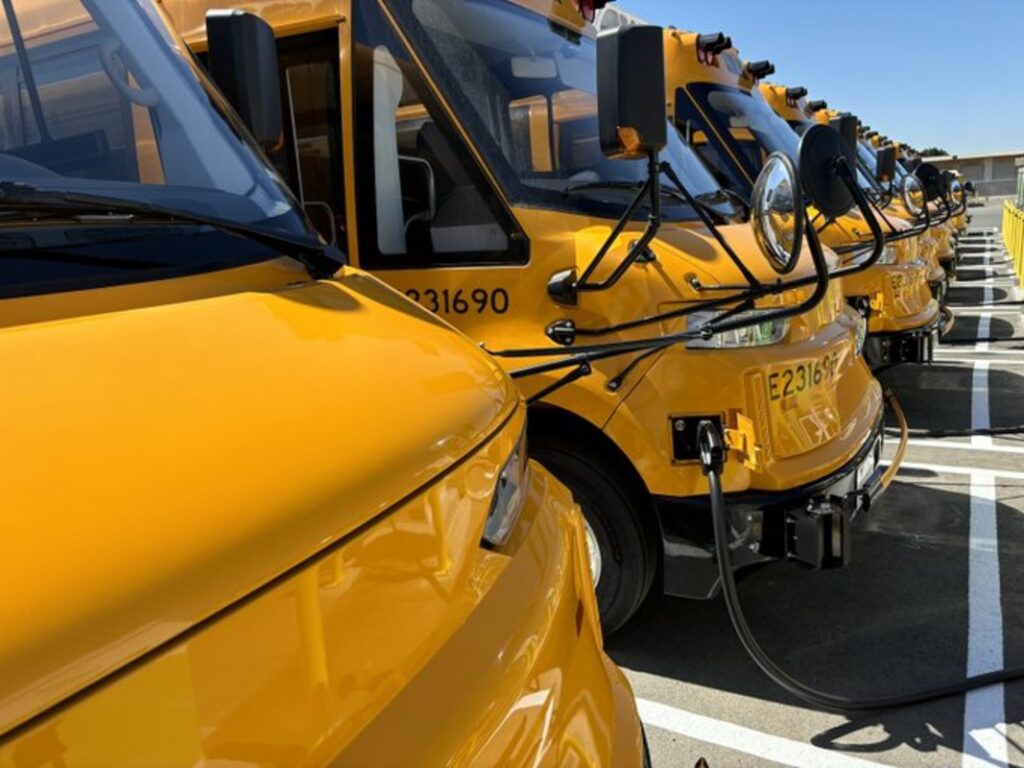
[699, 420, 1024, 712]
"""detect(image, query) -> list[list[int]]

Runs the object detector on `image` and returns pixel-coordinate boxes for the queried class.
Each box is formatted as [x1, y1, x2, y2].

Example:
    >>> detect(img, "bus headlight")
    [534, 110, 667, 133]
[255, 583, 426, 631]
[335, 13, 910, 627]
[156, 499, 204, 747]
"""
[687, 310, 790, 349]
[855, 313, 868, 356]
[482, 427, 529, 548]
[877, 245, 898, 265]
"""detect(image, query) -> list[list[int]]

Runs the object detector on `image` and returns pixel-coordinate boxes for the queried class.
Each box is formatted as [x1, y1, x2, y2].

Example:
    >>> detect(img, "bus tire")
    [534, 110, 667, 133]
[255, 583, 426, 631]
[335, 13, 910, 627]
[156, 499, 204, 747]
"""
[532, 438, 657, 635]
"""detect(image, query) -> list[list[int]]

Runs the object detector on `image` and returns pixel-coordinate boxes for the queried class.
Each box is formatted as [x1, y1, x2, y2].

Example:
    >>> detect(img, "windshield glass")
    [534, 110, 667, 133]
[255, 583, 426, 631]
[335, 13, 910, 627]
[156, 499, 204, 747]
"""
[685, 84, 801, 178]
[387, 0, 729, 222]
[0, 0, 311, 297]
[0, 0, 304, 229]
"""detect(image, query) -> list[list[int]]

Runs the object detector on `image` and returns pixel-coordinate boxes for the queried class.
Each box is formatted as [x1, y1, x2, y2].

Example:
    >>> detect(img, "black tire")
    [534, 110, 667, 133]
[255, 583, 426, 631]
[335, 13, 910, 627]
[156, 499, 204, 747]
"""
[532, 437, 657, 635]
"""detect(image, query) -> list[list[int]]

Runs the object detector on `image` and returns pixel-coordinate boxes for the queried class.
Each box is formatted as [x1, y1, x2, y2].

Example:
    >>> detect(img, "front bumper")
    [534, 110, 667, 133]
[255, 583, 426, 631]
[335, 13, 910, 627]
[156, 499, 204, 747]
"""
[655, 412, 887, 599]
[864, 312, 941, 368]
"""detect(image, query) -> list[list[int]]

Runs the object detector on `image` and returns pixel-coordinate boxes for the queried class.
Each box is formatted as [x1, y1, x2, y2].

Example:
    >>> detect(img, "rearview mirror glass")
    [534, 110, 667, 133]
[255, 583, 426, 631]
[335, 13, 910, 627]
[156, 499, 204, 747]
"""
[899, 174, 925, 215]
[751, 153, 804, 275]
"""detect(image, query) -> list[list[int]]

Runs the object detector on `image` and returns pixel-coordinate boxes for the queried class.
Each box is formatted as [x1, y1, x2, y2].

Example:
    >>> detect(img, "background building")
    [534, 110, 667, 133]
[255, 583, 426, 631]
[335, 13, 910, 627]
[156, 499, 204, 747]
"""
[928, 150, 1024, 198]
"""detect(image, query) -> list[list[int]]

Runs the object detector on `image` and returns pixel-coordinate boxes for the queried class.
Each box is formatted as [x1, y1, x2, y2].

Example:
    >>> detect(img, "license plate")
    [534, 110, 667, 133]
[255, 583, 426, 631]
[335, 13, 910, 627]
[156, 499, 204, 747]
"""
[765, 349, 844, 459]
[856, 450, 878, 488]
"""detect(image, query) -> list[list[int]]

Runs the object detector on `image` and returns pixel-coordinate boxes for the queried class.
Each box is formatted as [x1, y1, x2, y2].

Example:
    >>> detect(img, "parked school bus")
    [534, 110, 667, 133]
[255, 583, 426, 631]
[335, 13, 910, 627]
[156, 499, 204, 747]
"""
[168, 0, 901, 633]
[650, 24, 941, 370]
[765, 87, 962, 294]
[0, 0, 646, 764]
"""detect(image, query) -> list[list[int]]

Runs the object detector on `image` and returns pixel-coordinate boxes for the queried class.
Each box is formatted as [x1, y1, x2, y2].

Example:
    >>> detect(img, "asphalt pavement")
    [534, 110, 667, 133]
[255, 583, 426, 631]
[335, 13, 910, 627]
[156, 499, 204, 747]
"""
[609, 200, 1024, 768]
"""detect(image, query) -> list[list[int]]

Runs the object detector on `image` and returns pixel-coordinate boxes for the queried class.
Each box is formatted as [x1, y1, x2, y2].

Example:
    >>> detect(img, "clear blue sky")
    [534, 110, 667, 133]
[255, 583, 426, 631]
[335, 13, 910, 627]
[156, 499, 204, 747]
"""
[612, 0, 1024, 156]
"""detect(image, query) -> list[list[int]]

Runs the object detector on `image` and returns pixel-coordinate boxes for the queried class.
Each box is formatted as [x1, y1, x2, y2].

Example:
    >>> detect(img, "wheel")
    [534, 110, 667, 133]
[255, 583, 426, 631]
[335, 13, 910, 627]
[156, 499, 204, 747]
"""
[532, 437, 657, 634]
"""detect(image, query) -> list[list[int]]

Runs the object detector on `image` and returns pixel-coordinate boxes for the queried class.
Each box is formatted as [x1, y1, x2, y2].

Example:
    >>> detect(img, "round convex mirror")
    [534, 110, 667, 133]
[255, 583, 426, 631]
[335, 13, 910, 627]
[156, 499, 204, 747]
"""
[750, 152, 804, 275]
[900, 173, 925, 215]
[949, 178, 965, 207]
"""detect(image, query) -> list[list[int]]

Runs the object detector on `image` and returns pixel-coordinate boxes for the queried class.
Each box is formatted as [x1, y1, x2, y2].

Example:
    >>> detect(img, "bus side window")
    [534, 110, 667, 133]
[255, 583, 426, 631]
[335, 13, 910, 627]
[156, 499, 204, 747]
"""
[271, 31, 347, 245]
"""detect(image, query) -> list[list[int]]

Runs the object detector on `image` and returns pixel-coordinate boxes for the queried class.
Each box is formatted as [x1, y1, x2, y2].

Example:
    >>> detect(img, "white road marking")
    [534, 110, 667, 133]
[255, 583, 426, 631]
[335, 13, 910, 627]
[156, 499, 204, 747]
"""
[975, 315, 991, 353]
[887, 462, 1024, 482]
[635, 698, 895, 768]
[937, 348, 1024, 357]
[930, 357, 1024, 367]
[962, 472, 1008, 768]
[903, 438, 1024, 457]
[971, 361, 992, 448]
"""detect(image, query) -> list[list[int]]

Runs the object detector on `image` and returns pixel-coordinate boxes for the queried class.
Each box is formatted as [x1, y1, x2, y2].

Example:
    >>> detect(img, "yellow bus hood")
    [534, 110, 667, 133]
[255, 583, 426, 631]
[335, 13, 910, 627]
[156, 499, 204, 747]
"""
[0, 268, 516, 736]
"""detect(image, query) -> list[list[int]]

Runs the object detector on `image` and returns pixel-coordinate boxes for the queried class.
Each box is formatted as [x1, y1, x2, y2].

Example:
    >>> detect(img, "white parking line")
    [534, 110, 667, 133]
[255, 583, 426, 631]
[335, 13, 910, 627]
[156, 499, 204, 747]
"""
[636, 698, 894, 768]
[937, 347, 1024, 357]
[930, 358, 1024, 367]
[904, 438, 1024, 457]
[962, 472, 1008, 768]
[975, 315, 991, 353]
[971, 361, 992, 448]
[889, 462, 1024, 482]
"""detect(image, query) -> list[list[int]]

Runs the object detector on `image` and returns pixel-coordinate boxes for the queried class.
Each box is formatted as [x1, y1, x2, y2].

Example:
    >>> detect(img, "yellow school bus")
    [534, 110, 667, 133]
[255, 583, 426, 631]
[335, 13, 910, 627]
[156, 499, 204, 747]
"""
[655, 28, 940, 369]
[808, 103, 962, 293]
[0, 0, 645, 764]
[168, 0, 899, 633]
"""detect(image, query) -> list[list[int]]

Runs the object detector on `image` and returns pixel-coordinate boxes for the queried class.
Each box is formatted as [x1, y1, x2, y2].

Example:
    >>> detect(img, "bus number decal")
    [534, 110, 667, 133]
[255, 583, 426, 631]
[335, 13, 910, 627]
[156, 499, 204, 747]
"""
[405, 287, 509, 315]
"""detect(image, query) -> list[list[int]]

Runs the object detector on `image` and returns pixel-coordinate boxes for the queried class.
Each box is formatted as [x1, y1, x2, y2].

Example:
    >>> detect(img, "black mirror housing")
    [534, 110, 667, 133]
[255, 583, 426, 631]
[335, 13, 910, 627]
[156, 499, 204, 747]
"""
[206, 10, 283, 151]
[798, 124, 854, 219]
[827, 114, 858, 167]
[874, 145, 897, 184]
[914, 162, 944, 202]
[598, 25, 667, 159]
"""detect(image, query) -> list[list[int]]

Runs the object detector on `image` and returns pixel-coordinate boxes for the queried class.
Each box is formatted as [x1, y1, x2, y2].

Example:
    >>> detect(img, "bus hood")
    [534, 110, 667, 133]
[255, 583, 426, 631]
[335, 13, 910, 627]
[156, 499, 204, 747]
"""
[0, 268, 516, 736]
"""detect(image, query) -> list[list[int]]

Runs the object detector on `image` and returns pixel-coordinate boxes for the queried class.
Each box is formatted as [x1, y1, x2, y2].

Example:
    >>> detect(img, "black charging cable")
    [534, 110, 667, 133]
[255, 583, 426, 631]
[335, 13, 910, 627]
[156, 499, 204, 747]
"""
[697, 417, 1024, 712]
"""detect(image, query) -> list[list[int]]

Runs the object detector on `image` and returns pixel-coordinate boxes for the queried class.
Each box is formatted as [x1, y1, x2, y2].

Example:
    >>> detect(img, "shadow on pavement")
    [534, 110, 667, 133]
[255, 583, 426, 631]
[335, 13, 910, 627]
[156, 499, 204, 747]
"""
[879, 364, 1024, 434]
[946, 286, 1010, 304]
[940, 316, 1018, 344]
[607, 479, 975, 759]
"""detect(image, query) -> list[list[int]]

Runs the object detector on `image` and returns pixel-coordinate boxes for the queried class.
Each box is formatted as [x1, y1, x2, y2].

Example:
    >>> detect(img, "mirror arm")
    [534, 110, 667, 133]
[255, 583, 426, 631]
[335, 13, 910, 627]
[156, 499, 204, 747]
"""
[522, 360, 593, 405]
[660, 161, 761, 289]
[828, 159, 885, 278]
[705, 222, 830, 336]
[570, 152, 662, 298]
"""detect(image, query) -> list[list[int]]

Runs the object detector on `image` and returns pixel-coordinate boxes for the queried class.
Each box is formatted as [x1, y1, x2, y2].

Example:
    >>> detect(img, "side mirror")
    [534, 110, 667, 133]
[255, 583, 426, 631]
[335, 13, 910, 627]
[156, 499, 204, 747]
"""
[914, 162, 944, 202]
[597, 25, 667, 160]
[799, 123, 854, 219]
[750, 153, 804, 274]
[874, 145, 897, 184]
[899, 173, 925, 216]
[827, 114, 858, 168]
[206, 10, 283, 151]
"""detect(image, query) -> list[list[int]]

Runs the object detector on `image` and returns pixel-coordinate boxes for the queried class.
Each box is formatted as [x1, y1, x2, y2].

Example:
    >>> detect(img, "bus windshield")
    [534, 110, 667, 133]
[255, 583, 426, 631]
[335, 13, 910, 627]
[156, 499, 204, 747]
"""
[387, 0, 732, 222]
[0, 0, 303, 231]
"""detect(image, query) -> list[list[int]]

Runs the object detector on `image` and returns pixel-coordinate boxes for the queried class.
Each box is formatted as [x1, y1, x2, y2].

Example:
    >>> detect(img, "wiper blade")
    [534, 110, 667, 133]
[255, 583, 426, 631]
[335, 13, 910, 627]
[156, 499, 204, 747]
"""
[565, 179, 692, 205]
[0, 182, 346, 279]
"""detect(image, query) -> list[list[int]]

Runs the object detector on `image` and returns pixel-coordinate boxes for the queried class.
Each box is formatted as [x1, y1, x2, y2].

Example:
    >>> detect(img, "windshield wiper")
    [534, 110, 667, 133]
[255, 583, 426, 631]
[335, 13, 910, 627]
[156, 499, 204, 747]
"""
[0, 182, 345, 279]
[694, 188, 749, 219]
